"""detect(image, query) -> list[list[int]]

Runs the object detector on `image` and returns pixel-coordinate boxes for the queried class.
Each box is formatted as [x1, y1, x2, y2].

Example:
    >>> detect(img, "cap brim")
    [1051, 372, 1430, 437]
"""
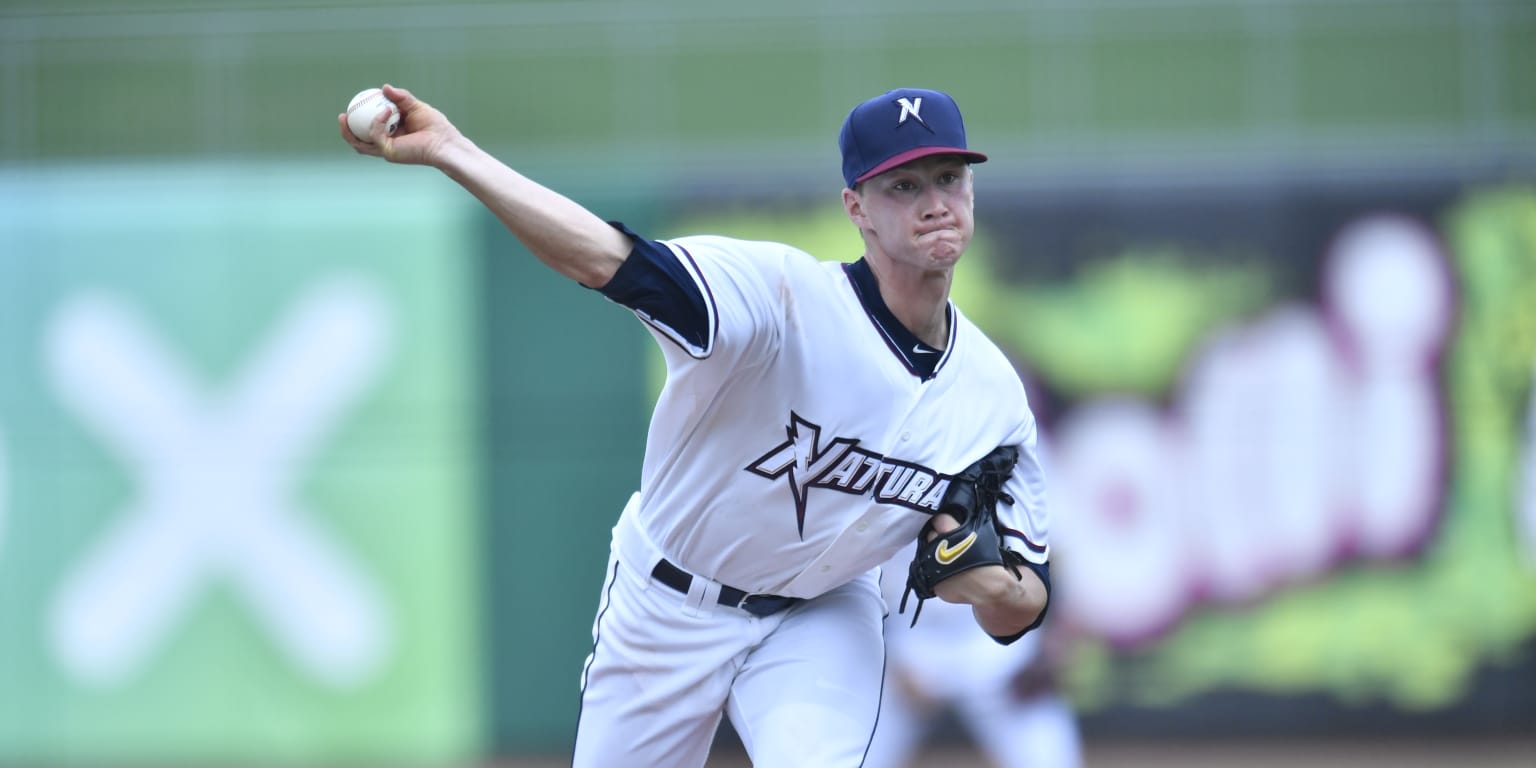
[853, 147, 989, 186]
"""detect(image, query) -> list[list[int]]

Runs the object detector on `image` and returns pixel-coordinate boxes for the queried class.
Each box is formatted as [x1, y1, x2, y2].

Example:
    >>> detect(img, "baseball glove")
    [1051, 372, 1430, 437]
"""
[899, 444, 1025, 626]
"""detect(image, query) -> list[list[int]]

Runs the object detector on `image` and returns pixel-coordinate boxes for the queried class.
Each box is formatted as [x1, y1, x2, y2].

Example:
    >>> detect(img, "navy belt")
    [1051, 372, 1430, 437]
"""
[651, 559, 799, 617]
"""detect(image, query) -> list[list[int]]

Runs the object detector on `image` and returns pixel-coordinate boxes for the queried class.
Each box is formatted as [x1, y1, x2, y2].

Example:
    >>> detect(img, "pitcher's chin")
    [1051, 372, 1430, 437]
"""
[923, 244, 965, 269]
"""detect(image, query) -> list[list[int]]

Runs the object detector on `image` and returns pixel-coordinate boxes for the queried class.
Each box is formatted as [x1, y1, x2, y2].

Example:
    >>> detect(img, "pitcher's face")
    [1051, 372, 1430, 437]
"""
[845, 155, 975, 272]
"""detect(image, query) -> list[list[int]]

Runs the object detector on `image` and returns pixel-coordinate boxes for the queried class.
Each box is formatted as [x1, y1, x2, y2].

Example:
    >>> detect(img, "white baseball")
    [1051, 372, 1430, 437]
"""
[346, 88, 400, 142]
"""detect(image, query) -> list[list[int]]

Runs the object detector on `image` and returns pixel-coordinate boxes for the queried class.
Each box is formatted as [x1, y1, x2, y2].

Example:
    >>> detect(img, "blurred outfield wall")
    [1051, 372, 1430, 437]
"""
[2, 0, 1534, 763]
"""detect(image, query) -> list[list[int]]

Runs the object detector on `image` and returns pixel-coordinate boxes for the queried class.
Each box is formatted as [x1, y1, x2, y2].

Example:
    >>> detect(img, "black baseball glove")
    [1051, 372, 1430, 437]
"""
[900, 444, 1026, 626]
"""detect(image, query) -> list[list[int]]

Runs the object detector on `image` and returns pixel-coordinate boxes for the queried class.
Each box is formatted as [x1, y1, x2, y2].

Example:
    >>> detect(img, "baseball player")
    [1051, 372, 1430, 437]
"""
[341, 84, 1052, 768]
[868, 547, 1082, 768]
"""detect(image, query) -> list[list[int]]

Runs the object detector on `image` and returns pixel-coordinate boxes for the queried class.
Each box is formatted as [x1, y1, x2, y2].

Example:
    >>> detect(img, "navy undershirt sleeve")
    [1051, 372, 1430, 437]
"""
[593, 222, 711, 350]
[989, 559, 1051, 646]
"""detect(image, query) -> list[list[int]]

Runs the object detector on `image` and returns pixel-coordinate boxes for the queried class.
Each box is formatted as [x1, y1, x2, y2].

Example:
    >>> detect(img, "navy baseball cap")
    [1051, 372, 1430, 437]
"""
[839, 88, 988, 188]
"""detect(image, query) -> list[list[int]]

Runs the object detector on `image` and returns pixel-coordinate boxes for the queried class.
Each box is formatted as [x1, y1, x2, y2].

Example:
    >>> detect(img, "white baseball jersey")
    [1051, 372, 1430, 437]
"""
[605, 231, 1050, 598]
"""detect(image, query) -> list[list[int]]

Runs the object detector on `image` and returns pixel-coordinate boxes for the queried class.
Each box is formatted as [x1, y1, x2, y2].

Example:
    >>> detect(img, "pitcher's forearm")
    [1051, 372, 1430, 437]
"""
[964, 566, 1049, 638]
[434, 137, 630, 288]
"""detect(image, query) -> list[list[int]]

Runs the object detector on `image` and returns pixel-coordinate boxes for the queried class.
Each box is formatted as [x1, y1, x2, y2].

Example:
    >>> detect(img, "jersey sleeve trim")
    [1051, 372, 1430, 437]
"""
[593, 224, 718, 359]
[642, 241, 717, 359]
[999, 525, 1048, 557]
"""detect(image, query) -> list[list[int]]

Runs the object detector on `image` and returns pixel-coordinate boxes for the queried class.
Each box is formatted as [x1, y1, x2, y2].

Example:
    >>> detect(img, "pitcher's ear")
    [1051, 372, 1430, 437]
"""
[842, 187, 865, 224]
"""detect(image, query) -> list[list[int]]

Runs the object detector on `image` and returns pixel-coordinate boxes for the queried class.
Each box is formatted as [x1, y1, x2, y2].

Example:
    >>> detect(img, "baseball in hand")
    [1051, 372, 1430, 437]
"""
[346, 88, 400, 142]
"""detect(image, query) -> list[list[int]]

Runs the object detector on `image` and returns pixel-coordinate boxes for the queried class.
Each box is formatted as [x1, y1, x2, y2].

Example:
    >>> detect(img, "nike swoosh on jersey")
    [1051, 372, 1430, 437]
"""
[912, 344, 937, 355]
[935, 532, 977, 564]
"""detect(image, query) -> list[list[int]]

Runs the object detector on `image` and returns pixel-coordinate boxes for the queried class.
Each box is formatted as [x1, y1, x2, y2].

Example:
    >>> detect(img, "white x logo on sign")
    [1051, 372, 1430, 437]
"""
[47, 276, 393, 689]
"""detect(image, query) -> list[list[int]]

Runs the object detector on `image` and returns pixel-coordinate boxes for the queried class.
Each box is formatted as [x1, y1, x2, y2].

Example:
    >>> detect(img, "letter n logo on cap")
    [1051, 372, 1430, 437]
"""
[896, 97, 928, 129]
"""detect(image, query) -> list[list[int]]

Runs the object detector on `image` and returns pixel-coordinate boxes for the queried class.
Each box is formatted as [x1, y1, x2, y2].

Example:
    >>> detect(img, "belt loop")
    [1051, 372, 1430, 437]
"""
[683, 575, 718, 618]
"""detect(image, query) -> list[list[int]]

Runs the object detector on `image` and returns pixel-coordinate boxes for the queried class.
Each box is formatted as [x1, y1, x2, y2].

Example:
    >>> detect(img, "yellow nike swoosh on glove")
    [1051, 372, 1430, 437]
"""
[935, 532, 977, 564]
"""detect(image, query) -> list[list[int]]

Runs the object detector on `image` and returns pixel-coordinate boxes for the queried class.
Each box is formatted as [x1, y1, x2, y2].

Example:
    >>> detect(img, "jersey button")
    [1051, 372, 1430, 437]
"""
[900, 432, 911, 442]
[856, 522, 869, 532]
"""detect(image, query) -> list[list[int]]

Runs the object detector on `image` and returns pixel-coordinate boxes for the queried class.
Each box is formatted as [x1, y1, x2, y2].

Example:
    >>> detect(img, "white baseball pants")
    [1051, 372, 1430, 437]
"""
[573, 502, 887, 767]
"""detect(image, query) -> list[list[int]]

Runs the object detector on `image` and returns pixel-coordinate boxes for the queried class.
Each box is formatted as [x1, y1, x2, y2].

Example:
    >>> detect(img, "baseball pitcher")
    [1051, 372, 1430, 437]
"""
[341, 84, 1052, 768]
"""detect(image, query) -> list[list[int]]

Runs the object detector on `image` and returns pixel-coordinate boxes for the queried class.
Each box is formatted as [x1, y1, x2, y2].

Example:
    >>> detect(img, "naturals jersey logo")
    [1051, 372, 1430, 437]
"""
[746, 411, 951, 536]
[0, 165, 481, 764]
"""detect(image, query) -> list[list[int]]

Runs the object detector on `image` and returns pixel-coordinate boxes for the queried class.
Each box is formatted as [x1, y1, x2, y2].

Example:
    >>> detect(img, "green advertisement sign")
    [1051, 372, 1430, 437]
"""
[0, 163, 482, 763]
